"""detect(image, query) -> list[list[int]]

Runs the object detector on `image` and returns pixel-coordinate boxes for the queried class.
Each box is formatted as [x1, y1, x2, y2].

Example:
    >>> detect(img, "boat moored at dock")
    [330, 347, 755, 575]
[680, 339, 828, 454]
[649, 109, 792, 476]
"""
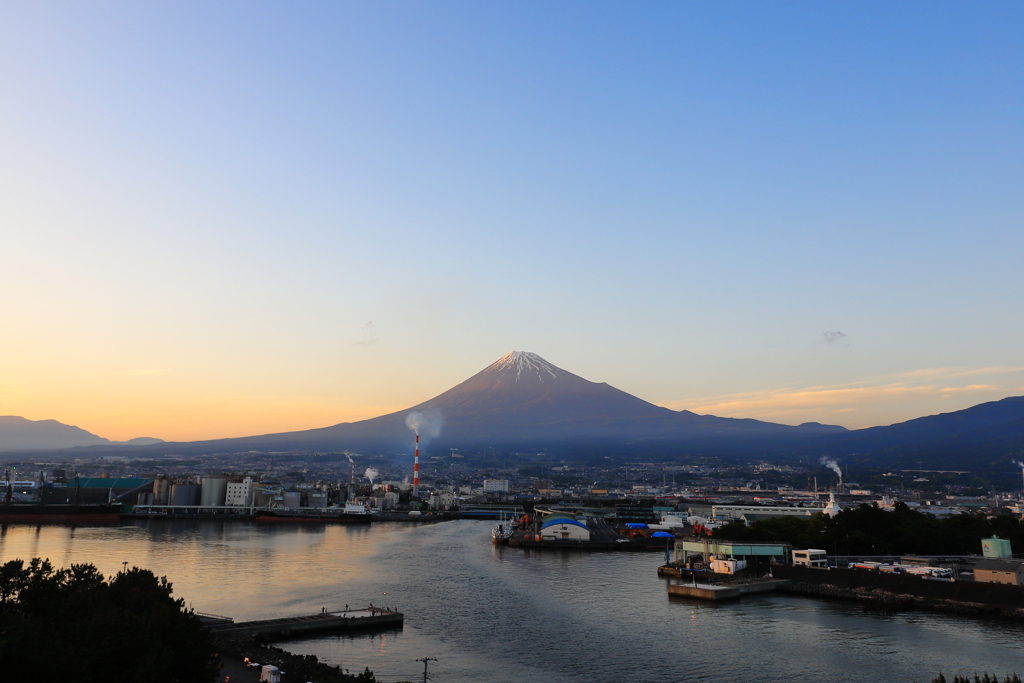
[256, 503, 372, 523]
[0, 503, 122, 523]
[491, 512, 519, 544]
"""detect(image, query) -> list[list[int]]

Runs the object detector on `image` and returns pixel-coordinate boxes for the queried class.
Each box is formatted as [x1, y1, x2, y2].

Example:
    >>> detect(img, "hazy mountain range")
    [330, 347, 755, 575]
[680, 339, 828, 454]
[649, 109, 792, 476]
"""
[0, 416, 164, 452]
[4, 351, 1024, 471]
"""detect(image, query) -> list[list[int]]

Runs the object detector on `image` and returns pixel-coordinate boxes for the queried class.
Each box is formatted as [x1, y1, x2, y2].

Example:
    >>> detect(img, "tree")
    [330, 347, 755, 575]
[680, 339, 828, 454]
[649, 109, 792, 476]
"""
[0, 558, 219, 683]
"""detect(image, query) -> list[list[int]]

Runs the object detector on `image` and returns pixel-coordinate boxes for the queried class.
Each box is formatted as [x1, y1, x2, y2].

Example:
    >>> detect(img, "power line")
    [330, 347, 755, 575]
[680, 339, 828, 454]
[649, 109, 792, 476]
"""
[415, 657, 437, 683]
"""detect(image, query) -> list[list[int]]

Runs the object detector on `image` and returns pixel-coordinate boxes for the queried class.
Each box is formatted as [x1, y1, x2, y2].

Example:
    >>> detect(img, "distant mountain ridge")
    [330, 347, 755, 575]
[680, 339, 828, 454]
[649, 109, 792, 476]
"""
[55, 351, 846, 456]
[7, 353, 1024, 472]
[814, 396, 1024, 470]
[0, 416, 164, 452]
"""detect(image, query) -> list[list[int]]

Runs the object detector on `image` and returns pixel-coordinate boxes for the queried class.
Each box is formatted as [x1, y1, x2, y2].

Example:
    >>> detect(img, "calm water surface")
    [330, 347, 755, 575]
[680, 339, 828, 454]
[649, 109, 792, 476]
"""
[1, 519, 1021, 683]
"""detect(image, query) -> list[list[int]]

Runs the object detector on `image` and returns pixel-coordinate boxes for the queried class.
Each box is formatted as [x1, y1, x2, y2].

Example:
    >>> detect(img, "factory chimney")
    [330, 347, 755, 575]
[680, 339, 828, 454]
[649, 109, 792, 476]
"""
[413, 434, 420, 498]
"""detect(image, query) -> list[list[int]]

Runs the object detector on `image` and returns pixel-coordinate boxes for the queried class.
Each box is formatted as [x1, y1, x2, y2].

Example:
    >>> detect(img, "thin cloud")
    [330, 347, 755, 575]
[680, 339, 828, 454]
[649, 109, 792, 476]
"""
[661, 366, 1024, 427]
[823, 331, 847, 345]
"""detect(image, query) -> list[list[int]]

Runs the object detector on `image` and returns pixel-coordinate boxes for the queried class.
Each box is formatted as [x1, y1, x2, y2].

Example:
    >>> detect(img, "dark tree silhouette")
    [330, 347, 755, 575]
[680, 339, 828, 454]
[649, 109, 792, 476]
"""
[714, 503, 1024, 556]
[0, 558, 219, 683]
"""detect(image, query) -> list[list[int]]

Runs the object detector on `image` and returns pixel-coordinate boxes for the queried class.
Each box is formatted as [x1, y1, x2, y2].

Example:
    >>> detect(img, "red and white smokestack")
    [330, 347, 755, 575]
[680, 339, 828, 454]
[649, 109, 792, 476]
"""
[413, 433, 420, 497]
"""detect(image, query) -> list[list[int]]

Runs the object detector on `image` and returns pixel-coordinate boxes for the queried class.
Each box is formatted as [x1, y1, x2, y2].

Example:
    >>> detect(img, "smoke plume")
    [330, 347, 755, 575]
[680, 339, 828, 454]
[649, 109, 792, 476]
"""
[1012, 460, 1024, 470]
[820, 457, 842, 479]
[405, 409, 444, 440]
[364, 467, 379, 485]
[823, 331, 847, 345]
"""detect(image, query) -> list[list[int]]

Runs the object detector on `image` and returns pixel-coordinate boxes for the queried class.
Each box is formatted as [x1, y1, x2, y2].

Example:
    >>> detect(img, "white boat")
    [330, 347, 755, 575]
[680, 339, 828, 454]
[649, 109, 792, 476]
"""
[491, 513, 518, 544]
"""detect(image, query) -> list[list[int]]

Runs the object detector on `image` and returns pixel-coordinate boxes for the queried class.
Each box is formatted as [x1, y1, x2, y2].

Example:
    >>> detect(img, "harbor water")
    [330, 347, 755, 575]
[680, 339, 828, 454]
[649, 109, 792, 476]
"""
[1, 519, 1021, 682]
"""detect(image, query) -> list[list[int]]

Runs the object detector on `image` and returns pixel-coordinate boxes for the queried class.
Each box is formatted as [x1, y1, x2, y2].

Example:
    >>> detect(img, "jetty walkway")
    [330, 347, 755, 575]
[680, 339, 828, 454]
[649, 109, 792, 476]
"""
[208, 607, 403, 638]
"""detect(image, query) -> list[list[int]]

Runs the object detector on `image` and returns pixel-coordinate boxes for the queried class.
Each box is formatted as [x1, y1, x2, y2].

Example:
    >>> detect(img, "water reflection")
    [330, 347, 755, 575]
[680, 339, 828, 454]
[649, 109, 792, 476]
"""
[0, 519, 1021, 683]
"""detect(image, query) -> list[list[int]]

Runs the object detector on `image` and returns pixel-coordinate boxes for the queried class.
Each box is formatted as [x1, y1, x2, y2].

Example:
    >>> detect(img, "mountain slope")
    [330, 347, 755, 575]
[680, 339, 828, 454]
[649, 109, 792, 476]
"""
[825, 396, 1024, 469]
[0, 416, 111, 452]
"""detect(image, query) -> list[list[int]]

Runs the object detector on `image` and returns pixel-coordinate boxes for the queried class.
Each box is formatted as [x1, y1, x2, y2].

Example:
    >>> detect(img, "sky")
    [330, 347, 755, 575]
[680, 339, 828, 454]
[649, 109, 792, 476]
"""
[1, 2, 1022, 441]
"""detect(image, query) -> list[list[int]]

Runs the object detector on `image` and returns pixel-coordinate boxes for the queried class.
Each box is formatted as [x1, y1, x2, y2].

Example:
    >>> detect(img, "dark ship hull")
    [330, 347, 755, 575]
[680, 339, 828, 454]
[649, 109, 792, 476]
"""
[0, 504, 122, 523]
[256, 509, 372, 524]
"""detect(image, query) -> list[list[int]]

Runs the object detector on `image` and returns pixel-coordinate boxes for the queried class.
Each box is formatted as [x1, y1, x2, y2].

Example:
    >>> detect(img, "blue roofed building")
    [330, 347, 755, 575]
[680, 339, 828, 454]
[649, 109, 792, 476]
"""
[540, 515, 590, 541]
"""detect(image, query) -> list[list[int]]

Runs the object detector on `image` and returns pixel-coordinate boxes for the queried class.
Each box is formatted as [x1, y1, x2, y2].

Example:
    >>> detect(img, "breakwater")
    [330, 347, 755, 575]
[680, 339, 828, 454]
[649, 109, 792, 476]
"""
[209, 608, 402, 638]
[772, 565, 1024, 620]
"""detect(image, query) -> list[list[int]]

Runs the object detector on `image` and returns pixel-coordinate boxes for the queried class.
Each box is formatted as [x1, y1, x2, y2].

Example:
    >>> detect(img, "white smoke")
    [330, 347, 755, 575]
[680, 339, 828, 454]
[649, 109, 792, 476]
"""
[405, 409, 443, 440]
[1012, 460, 1024, 469]
[819, 458, 843, 491]
[344, 451, 355, 465]
[364, 467, 379, 485]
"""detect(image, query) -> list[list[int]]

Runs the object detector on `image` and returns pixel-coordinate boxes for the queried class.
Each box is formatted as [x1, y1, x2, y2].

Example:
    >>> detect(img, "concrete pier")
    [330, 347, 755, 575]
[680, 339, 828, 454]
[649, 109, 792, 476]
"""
[668, 579, 789, 601]
[209, 608, 403, 638]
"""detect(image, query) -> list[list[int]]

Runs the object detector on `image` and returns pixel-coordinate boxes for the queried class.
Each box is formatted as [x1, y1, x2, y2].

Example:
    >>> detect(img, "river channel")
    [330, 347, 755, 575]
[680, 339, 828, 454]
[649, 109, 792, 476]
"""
[1, 519, 1021, 682]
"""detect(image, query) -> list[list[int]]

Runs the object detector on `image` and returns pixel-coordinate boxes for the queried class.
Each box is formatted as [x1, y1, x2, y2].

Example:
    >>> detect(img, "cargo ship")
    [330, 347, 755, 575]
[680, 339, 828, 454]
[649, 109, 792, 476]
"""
[0, 504, 122, 523]
[256, 503, 372, 524]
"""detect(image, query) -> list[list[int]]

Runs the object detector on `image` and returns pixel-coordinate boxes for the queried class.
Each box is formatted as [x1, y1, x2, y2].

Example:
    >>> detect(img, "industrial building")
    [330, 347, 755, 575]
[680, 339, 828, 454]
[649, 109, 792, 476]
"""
[703, 504, 819, 523]
[67, 476, 152, 505]
[674, 538, 791, 566]
[973, 559, 1024, 585]
[792, 549, 828, 568]
[225, 477, 255, 506]
[974, 536, 1023, 585]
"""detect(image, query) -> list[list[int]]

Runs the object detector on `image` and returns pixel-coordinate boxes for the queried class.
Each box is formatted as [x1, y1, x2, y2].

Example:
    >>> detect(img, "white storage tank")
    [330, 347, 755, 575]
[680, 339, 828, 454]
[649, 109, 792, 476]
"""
[200, 478, 227, 506]
[282, 491, 302, 509]
[170, 484, 199, 506]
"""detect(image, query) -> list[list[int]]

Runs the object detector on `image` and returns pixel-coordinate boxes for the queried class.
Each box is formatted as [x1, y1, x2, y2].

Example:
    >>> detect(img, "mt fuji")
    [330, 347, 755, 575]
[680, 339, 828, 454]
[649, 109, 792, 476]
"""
[88, 351, 845, 455]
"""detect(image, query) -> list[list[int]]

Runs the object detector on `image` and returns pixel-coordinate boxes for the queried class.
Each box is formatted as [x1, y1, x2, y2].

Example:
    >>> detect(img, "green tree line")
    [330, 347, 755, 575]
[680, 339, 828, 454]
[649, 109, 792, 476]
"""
[714, 502, 1024, 556]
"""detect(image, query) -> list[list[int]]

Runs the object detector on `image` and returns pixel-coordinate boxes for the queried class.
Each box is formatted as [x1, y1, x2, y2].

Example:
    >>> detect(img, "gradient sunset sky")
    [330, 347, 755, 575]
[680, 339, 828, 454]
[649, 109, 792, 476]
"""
[2, 3, 1022, 441]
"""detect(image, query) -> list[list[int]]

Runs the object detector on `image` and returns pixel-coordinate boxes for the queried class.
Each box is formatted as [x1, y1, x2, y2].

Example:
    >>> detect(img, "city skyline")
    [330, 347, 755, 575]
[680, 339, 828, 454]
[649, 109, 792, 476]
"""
[2, 3, 1022, 441]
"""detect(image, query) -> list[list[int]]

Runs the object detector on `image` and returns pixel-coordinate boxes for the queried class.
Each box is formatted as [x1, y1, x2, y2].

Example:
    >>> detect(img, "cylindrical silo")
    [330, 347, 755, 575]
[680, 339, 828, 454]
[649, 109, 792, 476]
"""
[282, 491, 302, 509]
[200, 477, 227, 506]
[153, 476, 171, 505]
[170, 484, 199, 506]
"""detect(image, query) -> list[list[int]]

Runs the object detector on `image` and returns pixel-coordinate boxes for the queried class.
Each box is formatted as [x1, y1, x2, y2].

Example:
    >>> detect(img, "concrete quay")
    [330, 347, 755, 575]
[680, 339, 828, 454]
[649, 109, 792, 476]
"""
[668, 579, 790, 602]
[209, 608, 403, 638]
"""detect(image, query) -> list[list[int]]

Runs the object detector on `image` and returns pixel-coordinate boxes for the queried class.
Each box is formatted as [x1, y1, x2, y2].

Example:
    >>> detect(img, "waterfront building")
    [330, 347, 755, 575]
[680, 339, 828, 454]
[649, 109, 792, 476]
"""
[792, 549, 828, 568]
[539, 515, 590, 541]
[674, 538, 791, 565]
[429, 491, 457, 510]
[225, 477, 254, 507]
[973, 559, 1024, 585]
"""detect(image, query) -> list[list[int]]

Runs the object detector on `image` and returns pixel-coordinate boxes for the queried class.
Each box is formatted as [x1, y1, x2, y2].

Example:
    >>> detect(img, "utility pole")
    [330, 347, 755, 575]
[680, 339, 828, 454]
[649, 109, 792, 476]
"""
[416, 657, 437, 683]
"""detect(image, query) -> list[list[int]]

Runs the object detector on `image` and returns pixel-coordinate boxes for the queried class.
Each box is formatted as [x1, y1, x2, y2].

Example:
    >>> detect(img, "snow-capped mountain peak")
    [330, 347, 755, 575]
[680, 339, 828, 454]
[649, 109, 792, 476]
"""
[487, 351, 560, 382]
